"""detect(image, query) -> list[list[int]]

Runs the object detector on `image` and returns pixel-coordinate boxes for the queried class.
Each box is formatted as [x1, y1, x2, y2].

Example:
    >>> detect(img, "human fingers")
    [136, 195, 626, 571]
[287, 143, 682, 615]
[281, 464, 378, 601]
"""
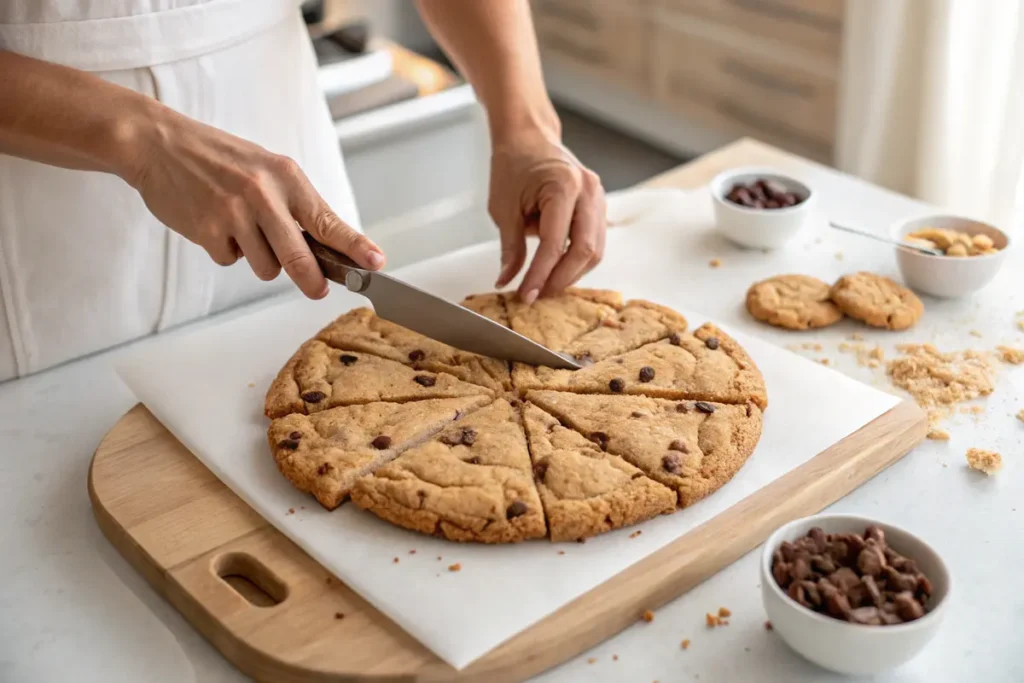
[235, 223, 281, 282]
[540, 171, 604, 295]
[516, 170, 580, 303]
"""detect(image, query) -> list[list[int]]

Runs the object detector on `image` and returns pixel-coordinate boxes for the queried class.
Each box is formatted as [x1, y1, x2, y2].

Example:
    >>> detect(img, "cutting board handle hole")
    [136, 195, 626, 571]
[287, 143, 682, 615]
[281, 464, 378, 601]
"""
[215, 552, 288, 607]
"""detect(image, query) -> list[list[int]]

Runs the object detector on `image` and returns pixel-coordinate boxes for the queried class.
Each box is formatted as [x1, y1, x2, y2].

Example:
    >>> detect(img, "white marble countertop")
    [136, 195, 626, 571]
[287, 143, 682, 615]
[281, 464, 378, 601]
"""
[2, 155, 1023, 683]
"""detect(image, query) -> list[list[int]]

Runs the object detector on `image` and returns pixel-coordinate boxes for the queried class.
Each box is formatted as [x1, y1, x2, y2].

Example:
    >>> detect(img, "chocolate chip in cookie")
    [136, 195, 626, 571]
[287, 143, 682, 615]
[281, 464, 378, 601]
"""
[676, 402, 690, 413]
[669, 332, 681, 346]
[413, 374, 436, 387]
[533, 458, 550, 481]
[506, 500, 529, 518]
[705, 337, 720, 350]
[630, 411, 645, 418]
[662, 453, 683, 475]
[638, 366, 656, 383]
[668, 439, 689, 453]
[289, 431, 303, 440]
[465, 456, 482, 465]
[317, 462, 332, 476]
[277, 438, 300, 450]
[589, 431, 609, 450]
[339, 354, 358, 366]
[408, 349, 425, 362]
[371, 435, 393, 449]
[609, 378, 625, 393]
[301, 391, 325, 403]
[695, 401, 716, 414]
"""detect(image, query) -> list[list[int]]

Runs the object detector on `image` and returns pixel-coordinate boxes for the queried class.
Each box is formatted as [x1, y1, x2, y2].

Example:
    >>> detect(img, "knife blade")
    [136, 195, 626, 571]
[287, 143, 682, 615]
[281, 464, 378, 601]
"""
[302, 232, 582, 370]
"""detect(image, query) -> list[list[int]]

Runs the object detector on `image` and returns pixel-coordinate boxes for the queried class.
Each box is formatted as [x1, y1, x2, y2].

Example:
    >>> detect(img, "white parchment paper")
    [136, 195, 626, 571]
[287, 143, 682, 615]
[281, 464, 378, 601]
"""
[116, 189, 901, 670]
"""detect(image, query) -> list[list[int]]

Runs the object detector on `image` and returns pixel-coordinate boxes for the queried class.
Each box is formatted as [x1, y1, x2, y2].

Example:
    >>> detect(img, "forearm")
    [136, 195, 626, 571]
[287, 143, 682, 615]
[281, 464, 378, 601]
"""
[0, 50, 158, 181]
[414, 0, 559, 143]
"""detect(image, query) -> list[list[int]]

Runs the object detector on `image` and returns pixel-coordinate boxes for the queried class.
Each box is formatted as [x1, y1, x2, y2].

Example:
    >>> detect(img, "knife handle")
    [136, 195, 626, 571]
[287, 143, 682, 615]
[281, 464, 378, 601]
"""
[302, 231, 370, 293]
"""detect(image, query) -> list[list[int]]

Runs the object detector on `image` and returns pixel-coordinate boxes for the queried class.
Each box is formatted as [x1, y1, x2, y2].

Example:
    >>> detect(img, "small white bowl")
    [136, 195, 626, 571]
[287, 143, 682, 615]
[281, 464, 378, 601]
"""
[892, 215, 1010, 298]
[761, 514, 950, 676]
[710, 166, 815, 250]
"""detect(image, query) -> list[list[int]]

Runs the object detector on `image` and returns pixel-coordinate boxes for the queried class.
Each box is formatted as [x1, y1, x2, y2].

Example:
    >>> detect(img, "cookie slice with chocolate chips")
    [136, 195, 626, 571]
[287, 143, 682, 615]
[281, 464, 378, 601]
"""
[526, 391, 762, 507]
[314, 306, 510, 391]
[264, 340, 494, 418]
[268, 395, 491, 509]
[505, 288, 623, 350]
[515, 323, 768, 410]
[562, 299, 688, 363]
[522, 403, 676, 541]
[350, 399, 547, 543]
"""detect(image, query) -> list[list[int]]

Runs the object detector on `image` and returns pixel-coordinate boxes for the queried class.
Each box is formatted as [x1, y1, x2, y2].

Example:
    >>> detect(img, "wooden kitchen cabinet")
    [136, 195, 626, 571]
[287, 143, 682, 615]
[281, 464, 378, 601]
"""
[535, 0, 846, 164]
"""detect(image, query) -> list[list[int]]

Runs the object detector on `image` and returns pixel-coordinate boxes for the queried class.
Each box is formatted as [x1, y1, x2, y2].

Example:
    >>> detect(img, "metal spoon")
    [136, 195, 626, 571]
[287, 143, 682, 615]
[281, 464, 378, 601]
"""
[828, 222, 945, 256]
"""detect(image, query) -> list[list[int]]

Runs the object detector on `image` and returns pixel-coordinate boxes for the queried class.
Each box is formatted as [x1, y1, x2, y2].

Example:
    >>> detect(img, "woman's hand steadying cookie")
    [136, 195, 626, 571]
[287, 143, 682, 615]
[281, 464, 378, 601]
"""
[488, 125, 606, 303]
[123, 105, 385, 299]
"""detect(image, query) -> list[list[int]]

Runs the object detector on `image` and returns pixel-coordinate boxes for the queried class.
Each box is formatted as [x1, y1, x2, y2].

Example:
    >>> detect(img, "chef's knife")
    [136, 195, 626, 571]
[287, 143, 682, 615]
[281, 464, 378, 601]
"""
[303, 232, 582, 370]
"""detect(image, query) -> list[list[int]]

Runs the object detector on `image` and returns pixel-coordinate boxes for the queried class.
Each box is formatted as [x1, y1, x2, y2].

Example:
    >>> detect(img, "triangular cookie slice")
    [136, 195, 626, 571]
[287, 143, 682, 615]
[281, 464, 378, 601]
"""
[268, 395, 491, 510]
[526, 391, 763, 507]
[506, 288, 622, 350]
[522, 403, 676, 541]
[351, 399, 547, 543]
[460, 292, 509, 325]
[314, 307, 510, 392]
[563, 299, 689, 363]
[515, 323, 767, 410]
[265, 340, 493, 418]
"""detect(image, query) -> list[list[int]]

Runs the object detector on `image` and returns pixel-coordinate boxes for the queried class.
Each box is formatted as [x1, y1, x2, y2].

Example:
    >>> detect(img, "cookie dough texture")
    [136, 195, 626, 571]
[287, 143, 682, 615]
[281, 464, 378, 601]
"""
[746, 275, 844, 330]
[267, 289, 767, 542]
[830, 272, 924, 330]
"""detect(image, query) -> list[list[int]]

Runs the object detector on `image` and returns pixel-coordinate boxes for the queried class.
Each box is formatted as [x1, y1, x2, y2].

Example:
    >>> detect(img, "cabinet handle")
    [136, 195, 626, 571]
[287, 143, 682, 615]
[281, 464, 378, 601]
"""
[725, 0, 842, 32]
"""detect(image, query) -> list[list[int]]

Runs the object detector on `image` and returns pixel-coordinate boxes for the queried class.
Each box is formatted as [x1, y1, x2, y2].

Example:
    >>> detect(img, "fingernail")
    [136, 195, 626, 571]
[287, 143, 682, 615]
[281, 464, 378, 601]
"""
[366, 251, 384, 270]
[521, 288, 539, 305]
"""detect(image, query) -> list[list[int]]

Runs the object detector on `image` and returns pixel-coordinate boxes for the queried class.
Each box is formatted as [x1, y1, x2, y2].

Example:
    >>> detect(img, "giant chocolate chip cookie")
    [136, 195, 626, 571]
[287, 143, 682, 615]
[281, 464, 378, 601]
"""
[266, 288, 767, 543]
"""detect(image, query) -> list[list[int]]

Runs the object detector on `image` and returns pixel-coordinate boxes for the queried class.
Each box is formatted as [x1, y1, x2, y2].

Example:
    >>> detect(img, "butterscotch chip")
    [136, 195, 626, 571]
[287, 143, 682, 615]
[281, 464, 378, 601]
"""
[745, 275, 844, 330]
[830, 273, 923, 330]
[966, 448, 1002, 475]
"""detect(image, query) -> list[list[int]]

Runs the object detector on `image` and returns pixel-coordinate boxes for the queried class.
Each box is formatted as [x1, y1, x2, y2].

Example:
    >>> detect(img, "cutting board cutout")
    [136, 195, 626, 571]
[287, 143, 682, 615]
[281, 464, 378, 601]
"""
[89, 400, 926, 682]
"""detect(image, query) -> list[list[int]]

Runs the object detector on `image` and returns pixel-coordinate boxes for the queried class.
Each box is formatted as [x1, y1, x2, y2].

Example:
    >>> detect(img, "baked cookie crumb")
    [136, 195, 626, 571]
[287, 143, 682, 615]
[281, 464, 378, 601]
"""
[996, 345, 1024, 364]
[888, 344, 993, 407]
[587, 657, 597, 664]
[709, 258, 722, 268]
[1016, 408, 1024, 423]
[612, 654, 618, 661]
[630, 530, 643, 539]
[681, 639, 691, 650]
[819, 358, 831, 366]
[717, 607, 731, 618]
[966, 448, 1002, 475]
[448, 563, 462, 572]
[969, 329, 983, 338]
[927, 428, 950, 441]
[764, 620, 773, 631]
[641, 609, 655, 623]
[393, 557, 399, 564]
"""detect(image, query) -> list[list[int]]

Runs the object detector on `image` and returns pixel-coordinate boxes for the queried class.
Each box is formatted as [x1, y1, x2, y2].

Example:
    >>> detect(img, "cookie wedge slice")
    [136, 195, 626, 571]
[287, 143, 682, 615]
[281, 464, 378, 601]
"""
[265, 340, 493, 418]
[526, 391, 763, 507]
[351, 399, 547, 543]
[505, 288, 623, 350]
[522, 402, 676, 541]
[314, 306, 510, 392]
[268, 395, 491, 510]
[516, 323, 768, 410]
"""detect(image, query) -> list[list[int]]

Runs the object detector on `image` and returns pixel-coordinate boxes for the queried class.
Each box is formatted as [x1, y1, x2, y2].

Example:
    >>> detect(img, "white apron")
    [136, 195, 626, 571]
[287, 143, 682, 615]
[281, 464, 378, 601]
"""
[0, 0, 361, 381]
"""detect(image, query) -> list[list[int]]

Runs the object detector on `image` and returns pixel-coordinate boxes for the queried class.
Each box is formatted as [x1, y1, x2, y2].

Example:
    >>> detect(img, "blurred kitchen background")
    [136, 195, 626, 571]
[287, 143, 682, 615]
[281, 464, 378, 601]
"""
[304, 0, 1024, 270]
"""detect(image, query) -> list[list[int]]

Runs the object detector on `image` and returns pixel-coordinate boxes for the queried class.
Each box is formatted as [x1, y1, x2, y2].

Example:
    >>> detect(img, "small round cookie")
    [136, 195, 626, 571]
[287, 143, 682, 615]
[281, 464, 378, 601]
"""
[745, 275, 844, 330]
[830, 272, 924, 330]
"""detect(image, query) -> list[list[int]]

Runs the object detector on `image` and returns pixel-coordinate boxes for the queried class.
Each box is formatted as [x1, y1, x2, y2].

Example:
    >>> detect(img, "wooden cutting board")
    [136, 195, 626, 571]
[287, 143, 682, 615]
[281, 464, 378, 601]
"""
[89, 400, 926, 682]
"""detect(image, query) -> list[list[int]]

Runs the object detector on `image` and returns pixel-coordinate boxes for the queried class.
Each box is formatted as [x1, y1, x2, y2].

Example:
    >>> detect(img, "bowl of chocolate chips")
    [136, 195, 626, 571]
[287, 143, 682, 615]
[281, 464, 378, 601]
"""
[710, 167, 814, 250]
[761, 514, 950, 675]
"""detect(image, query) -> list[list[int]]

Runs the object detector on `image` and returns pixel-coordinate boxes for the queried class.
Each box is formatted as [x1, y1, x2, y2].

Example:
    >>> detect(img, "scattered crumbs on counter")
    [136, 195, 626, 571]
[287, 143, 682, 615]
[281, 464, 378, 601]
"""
[437, 556, 443, 561]
[848, 332, 865, 341]
[641, 609, 655, 623]
[705, 613, 720, 628]
[1018, 320, 1024, 332]
[247, 382, 255, 388]
[629, 530, 642, 539]
[966, 448, 1002, 476]
[612, 654, 619, 661]
[681, 639, 691, 650]
[393, 557, 399, 564]
[764, 620, 773, 631]
[709, 258, 722, 268]
[557, 550, 566, 555]
[804, 343, 823, 351]
[587, 657, 597, 665]
[927, 428, 951, 441]
[448, 563, 462, 572]
[287, 508, 295, 515]
[408, 549, 416, 555]
[577, 537, 587, 544]
[959, 405, 985, 415]
[717, 607, 732, 618]
[334, 612, 345, 620]
[819, 358, 831, 366]
[1016, 408, 1024, 423]
[970, 330, 984, 338]
[996, 345, 1024, 364]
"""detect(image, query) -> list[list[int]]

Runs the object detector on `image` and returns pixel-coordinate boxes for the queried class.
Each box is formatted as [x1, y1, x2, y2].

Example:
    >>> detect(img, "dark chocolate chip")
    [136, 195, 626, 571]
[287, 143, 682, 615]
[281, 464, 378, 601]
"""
[301, 391, 325, 403]
[609, 378, 625, 393]
[289, 431, 303, 440]
[704, 337, 720, 350]
[638, 366, 656, 383]
[630, 411, 645, 418]
[316, 463, 332, 476]
[371, 435, 392, 449]
[506, 500, 528, 519]
[408, 349, 425, 362]
[461, 428, 478, 446]
[533, 458, 549, 481]
[668, 439, 689, 453]
[662, 453, 682, 474]
[413, 374, 436, 387]
[277, 438, 300, 450]
[339, 354, 358, 366]
[668, 332, 682, 346]
[466, 456, 482, 465]
[694, 401, 716, 414]
[676, 402, 690, 413]
[589, 431, 609, 450]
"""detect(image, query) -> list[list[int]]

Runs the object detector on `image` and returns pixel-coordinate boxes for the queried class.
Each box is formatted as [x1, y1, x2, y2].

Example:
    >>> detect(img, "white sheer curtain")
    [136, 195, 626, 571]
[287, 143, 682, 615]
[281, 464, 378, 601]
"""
[836, 0, 1024, 234]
